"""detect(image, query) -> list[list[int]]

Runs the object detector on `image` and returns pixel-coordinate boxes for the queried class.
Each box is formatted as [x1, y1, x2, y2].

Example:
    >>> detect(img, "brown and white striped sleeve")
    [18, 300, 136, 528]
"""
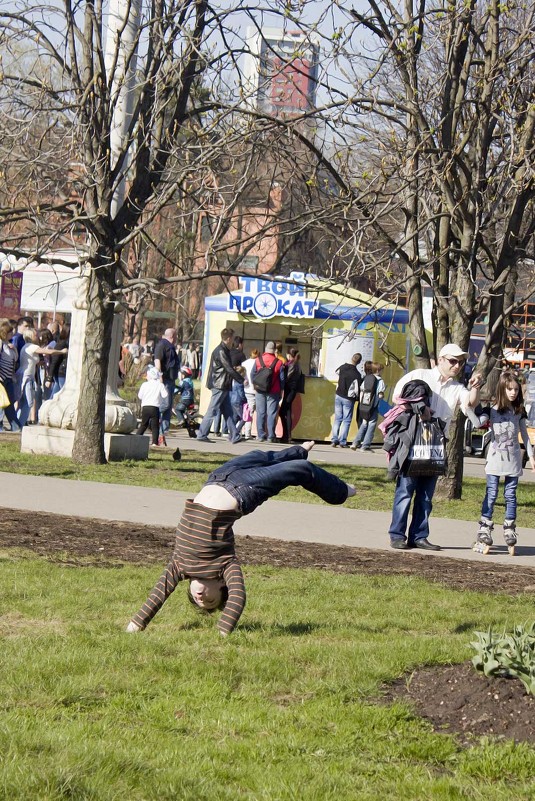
[218, 559, 246, 635]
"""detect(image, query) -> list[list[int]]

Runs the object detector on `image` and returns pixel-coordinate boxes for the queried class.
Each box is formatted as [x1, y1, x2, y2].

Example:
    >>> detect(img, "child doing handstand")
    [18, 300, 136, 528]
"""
[126, 442, 355, 636]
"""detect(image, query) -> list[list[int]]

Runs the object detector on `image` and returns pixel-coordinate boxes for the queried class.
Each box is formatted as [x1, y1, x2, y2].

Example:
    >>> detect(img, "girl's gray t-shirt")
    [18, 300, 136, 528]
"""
[485, 408, 532, 477]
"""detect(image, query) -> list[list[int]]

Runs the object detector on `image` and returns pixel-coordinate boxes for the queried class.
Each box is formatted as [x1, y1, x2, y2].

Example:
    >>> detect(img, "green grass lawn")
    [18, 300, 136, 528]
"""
[1, 553, 535, 800]
[2, 438, 535, 527]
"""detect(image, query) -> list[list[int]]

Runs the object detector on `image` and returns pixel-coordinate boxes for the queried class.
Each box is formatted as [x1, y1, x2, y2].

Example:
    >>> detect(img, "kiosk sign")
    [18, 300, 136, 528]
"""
[228, 272, 319, 319]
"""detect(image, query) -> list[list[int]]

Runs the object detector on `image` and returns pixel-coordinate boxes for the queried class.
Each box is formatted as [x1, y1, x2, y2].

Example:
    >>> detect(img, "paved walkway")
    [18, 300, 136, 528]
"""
[2, 432, 535, 567]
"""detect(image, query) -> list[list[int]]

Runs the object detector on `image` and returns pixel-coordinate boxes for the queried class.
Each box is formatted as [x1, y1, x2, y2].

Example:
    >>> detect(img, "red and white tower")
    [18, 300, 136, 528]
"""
[243, 27, 320, 117]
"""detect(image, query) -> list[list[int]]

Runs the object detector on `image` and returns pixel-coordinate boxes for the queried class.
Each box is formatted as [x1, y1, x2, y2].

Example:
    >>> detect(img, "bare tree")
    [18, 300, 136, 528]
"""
[310, 0, 535, 496]
[0, 1, 383, 462]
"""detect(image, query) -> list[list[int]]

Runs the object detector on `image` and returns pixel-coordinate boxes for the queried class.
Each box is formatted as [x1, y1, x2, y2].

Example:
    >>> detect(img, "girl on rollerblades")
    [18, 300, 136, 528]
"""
[474, 371, 535, 555]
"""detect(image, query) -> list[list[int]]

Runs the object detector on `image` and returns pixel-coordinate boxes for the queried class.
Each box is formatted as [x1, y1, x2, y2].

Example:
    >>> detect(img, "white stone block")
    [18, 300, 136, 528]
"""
[21, 425, 150, 461]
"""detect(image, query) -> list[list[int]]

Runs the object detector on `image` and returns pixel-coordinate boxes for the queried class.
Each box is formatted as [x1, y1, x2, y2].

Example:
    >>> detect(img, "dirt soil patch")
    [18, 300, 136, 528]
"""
[2, 506, 535, 745]
[382, 663, 535, 745]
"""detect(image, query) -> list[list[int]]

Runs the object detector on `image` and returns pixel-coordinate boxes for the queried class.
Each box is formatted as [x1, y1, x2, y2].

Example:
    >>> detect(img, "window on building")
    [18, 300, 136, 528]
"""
[200, 215, 216, 243]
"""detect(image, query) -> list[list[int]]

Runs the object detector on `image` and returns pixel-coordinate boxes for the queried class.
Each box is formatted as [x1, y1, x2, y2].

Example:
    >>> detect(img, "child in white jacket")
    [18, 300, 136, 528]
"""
[135, 366, 169, 447]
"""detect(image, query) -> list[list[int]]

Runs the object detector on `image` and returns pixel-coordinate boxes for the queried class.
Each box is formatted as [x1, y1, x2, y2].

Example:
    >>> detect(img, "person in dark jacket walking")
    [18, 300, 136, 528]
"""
[47, 325, 70, 398]
[279, 347, 303, 443]
[196, 328, 245, 444]
[330, 353, 362, 447]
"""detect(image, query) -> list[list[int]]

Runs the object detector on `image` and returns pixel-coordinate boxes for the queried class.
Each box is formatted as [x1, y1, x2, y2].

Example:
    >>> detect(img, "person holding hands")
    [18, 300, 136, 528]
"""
[387, 343, 483, 551]
[474, 370, 535, 555]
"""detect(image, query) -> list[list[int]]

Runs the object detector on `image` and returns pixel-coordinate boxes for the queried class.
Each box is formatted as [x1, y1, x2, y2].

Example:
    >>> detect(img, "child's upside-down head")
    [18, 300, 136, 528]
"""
[187, 578, 228, 612]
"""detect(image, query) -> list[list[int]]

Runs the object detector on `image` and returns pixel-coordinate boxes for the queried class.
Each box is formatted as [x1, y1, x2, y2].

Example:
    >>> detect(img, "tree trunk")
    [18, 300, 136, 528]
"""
[72, 261, 116, 464]
[435, 410, 465, 500]
[406, 274, 431, 367]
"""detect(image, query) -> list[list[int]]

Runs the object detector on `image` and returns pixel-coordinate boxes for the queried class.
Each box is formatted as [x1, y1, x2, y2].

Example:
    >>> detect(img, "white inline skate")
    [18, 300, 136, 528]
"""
[503, 519, 517, 556]
[472, 517, 494, 555]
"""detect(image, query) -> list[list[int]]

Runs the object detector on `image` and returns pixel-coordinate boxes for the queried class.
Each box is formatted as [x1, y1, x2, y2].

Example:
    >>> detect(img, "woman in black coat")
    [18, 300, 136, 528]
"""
[279, 348, 303, 443]
[47, 324, 70, 397]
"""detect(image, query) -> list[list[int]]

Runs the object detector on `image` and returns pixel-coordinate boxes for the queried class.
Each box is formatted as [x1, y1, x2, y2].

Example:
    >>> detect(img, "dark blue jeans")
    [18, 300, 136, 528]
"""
[159, 379, 176, 436]
[0, 378, 19, 428]
[388, 474, 439, 543]
[206, 445, 349, 515]
[197, 388, 237, 440]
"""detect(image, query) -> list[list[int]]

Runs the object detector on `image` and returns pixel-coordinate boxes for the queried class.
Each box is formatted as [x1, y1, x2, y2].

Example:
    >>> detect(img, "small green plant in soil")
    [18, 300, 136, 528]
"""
[471, 623, 535, 695]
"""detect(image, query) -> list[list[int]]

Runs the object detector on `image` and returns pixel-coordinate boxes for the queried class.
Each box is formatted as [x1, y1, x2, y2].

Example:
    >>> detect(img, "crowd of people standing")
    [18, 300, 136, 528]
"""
[190, 332, 534, 557]
[0, 315, 69, 431]
[194, 329, 305, 445]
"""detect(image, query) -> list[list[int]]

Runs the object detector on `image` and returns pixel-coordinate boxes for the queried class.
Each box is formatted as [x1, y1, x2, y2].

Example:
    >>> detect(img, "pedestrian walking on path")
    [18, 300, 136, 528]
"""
[196, 328, 244, 444]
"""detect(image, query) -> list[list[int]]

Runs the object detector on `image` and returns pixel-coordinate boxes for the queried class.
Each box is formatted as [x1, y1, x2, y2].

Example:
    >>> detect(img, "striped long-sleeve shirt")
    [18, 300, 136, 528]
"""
[132, 500, 246, 636]
[0, 343, 16, 383]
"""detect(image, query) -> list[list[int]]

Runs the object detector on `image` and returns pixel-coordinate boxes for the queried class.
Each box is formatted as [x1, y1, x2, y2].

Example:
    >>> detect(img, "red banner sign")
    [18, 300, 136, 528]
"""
[0, 271, 23, 318]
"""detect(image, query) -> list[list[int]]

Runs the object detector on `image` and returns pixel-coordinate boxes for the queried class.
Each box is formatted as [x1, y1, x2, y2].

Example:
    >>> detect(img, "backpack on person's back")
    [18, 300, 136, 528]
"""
[359, 373, 379, 421]
[252, 354, 275, 393]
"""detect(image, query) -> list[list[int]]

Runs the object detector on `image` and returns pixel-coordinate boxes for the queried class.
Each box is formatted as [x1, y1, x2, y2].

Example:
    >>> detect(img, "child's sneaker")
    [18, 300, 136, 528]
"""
[503, 519, 517, 547]
[476, 517, 494, 545]
[125, 621, 143, 633]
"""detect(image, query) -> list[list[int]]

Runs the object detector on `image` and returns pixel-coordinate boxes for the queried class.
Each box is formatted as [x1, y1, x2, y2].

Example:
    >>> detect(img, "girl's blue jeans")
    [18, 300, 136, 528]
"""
[481, 474, 518, 521]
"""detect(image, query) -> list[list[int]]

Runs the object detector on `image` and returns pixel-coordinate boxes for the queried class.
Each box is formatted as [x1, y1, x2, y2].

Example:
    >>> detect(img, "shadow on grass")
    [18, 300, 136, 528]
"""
[175, 620, 205, 631]
[453, 621, 480, 634]
[237, 620, 266, 632]
[234, 620, 324, 636]
[273, 621, 325, 636]
[494, 497, 535, 508]
[37, 469, 78, 478]
[172, 461, 227, 473]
